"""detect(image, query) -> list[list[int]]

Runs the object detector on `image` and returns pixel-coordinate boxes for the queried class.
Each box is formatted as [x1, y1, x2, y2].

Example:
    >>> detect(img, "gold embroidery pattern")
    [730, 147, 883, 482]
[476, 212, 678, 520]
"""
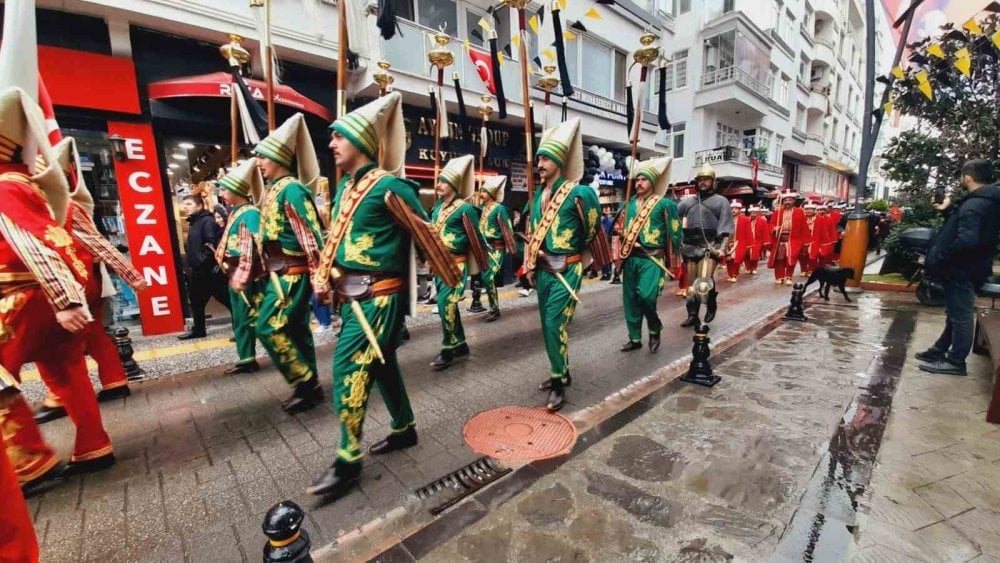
[44, 225, 73, 248]
[342, 222, 381, 267]
[479, 203, 499, 239]
[548, 215, 574, 251]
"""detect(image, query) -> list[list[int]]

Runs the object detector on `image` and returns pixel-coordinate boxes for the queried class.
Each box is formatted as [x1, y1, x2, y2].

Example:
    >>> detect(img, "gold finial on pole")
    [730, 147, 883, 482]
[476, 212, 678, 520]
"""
[221, 34, 251, 167]
[623, 33, 660, 205]
[373, 60, 394, 96]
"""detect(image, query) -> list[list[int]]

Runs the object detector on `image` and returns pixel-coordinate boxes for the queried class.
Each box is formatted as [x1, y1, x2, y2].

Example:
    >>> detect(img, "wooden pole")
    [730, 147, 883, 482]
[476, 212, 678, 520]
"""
[230, 79, 239, 166]
[517, 9, 535, 204]
[335, 0, 348, 186]
[433, 85, 442, 181]
[264, 0, 275, 131]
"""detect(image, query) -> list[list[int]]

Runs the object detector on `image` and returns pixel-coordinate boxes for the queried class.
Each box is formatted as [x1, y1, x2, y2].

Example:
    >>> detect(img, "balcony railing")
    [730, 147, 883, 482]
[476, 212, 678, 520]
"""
[694, 146, 783, 175]
[700, 65, 773, 99]
[792, 127, 807, 141]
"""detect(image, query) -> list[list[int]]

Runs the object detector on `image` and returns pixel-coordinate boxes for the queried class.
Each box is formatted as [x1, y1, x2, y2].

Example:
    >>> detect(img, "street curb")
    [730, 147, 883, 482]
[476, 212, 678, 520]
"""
[312, 290, 813, 562]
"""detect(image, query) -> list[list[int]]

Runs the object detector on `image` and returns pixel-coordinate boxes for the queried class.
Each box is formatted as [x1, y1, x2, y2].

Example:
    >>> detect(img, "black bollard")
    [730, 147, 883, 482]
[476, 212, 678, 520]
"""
[468, 275, 486, 313]
[680, 324, 721, 387]
[114, 327, 146, 382]
[783, 283, 808, 322]
[263, 501, 312, 563]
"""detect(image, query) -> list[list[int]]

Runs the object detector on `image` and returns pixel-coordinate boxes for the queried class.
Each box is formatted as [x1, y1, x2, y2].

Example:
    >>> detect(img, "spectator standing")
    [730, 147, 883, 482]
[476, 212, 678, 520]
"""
[179, 194, 231, 339]
[919, 160, 1000, 375]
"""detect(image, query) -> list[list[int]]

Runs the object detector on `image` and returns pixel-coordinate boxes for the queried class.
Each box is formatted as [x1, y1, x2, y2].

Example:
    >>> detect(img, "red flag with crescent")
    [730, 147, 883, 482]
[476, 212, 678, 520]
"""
[468, 49, 496, 95]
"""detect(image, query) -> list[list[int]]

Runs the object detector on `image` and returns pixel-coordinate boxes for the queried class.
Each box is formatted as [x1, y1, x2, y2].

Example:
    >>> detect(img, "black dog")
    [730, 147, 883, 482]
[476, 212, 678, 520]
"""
[804, 265, 856, 301]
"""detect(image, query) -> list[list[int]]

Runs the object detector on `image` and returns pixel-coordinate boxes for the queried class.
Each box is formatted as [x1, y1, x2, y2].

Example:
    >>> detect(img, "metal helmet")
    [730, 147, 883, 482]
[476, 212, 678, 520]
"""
[694, 163, 716, 181]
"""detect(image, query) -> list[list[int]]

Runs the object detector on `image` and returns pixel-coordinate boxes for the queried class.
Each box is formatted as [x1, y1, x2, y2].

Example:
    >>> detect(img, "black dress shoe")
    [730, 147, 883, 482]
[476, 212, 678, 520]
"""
[96, 385, 131, 402]
[704, 290, 718, 323]
[546, 377, 566, 412]
[282, 383, 324, 414]
[610, 278, 622, 285]
[915, 349, 945, 363]
[63, 453, 116, 478]
[431, 349, 454, 371]
[680, 314, 700, 328]
[918, 359, 968, 376]
[454, 343, 470, 359]
[539, 372, 571, 391]
[483, 310, 501, 323]
[34, 404, 67, 424]
[649, 334, 660, 353]
[369, 426, 418, 455]
[177, 331, 207, 340]
[307, 460, 361, 497]
[21, 463, 66, 498]
[620, 341, 642, 352]
[224, 362, 260, 375]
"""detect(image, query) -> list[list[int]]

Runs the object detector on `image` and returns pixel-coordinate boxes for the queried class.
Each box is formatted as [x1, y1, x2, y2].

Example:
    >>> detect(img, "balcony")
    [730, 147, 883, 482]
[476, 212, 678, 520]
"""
[693, 146, 784, 184]
[805, 133, 825, 160]
[814, 37, 836, 66]
[792, 127, 807, 141]
[807, 85, 829, 114]
[696, 65, 773, 118]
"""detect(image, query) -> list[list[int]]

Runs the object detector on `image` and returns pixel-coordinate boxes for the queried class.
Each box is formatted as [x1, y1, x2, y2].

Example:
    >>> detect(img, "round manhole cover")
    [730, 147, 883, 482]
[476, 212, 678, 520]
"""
[463, 406, 578, 461]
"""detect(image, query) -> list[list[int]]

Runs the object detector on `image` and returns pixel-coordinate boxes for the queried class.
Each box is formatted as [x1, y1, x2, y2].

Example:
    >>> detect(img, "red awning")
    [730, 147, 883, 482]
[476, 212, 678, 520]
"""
[147, 72, 332, 121]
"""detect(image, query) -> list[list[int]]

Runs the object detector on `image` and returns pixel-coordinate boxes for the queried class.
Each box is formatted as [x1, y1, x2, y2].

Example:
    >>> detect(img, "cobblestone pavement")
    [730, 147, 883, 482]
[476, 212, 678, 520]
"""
[25, 271, 798, 562]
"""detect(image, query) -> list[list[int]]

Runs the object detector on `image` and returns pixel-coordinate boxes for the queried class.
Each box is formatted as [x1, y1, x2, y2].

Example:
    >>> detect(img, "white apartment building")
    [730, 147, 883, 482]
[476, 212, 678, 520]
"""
[654, 0, 892, 202]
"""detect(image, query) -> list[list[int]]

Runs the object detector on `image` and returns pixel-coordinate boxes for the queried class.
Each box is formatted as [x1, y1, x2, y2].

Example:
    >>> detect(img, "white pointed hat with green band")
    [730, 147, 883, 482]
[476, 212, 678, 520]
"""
[330, 91, 406, 178]
[437, 154, 475, 200]
[630, 156, 673, 197]
[536, 116, 583, 184]
[219, 159, 264, 203]
[253, 112, 319, 190]
[47, 137, 94, 215]
[481, 174, 508, 203]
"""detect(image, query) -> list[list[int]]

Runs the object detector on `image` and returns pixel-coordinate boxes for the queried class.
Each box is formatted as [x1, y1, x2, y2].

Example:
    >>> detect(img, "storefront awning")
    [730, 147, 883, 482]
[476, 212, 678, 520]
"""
[148, 72, 332, 122]
[719, 184, 755, 197]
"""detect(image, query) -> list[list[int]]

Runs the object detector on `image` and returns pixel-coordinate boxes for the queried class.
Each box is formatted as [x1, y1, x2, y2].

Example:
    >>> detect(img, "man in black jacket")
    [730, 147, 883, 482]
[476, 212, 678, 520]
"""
[920, 160, 1000, 375]
[180, 195, 231, 340]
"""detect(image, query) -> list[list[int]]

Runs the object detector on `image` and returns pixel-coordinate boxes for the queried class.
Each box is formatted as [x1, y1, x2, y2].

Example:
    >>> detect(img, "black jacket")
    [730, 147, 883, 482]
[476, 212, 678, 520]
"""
[185, 210, 223, 271]
[926, 183, 1000, 285]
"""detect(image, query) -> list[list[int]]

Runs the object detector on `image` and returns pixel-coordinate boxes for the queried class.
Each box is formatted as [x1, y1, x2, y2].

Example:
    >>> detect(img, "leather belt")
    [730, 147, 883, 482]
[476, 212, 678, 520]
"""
[630, 246, 665, 259]
[488, 240, 507, 250]
[537, 252, 581, 274]
[334, 270, 405, 302]
[262, 241, 309, 276]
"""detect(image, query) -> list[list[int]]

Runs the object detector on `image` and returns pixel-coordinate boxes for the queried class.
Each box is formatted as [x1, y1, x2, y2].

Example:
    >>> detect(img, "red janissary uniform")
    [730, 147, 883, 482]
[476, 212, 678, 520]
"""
[747, 214, 771, 273]
[768, 206, 810, 281]
[726, 213, 753, 278]
[0, 164, 112, 482]
[39, 201, 144, 406]
[827, 209, 843, 262]
[812, 212, 838, 267]
[800, 214, 819, 274]
[0, 367, 39, 562]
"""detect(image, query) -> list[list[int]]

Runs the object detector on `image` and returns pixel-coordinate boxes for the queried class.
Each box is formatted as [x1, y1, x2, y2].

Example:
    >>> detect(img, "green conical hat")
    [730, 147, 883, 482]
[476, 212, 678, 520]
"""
[330, 91, 405, 177]
[630, 156, 672, 197]
[254, 112, 319, 190]
[481, 174, 508, 203]
[437, 154, 475, 199]
[536, 117, 582, 183]
[219, 159, 264, 203]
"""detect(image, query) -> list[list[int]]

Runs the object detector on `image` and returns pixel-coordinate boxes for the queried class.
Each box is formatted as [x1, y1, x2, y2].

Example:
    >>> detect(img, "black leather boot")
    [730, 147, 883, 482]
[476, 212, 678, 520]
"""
[369, 426, 418, 455]
[34, 404, 67, 424]
[223, 361, 260, 375]
[546, 377, 566, 412]
[704, 289, 718, 323]
[453, 342, 470, 359]
[620, 341, 642, 352]
[680, 300, 700, 328]
[306, 460, 361, 497]
[431, 348, 455, 371]
[483, 310, 501, 323]
[63, 453, 116, 478]
[96, 385, 131, 402]
[539, 372, 572, 391]
[282, 381, 324, 414]
[649, 333, 661, 353]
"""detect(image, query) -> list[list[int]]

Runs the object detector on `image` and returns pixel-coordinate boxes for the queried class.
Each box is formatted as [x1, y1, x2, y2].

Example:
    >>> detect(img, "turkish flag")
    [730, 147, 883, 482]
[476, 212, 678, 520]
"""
[469, 49, 496, 95]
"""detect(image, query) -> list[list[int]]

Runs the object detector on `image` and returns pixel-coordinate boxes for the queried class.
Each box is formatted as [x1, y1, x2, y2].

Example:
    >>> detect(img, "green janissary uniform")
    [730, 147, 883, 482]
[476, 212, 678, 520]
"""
[217, 161, 265, 369]
[620, 157, 682, 345]
[527, 118, 601, 383]
[253, 114, 325, 398]
[478, 176, 513, 315]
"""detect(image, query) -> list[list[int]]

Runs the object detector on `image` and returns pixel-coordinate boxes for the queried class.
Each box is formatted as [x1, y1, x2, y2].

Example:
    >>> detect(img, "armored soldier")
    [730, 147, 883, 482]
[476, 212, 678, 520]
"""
[618, 157, 681, 353]
[477, 175, 516, 322]
[307, 92, 461, 499]
[34, 137, 147, 424]
[218, 159, 265, 375]
[429, 155, 489, 371]
[525, 117, 603, 412]
[253, 113, 326, 413]
[677, 164, 734, 328]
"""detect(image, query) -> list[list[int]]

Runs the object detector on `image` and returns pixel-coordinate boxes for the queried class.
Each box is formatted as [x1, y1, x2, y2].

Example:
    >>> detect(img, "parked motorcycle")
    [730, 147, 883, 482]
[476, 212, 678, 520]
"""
[898, 227, 945, 307]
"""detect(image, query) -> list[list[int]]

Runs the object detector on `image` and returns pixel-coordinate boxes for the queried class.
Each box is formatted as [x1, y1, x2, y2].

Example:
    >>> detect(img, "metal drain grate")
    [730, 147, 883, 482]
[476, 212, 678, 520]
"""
[414, 457, 511, 515]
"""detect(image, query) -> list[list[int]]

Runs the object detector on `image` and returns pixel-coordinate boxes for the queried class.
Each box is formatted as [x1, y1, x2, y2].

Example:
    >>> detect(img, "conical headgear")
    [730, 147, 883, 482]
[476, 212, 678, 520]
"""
[45, 137, 94, 215]
[254, 113, 319, 190]
[0, 87, 69, 223]
[437, 154, 475, 200]
[331, 91, 406, 177]
[694, 163, 716, 180]
[536, 117, 583, 183]
[779, 188, 798, 200]
[631, 156, 672, 197]
[219, 159, 265, 203]
[481, 175, 508, 203]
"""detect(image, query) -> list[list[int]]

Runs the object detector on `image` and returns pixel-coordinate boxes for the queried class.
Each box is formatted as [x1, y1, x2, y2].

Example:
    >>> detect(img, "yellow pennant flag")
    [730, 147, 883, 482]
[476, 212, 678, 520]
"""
[584, 7, 602, 19]
[963, 19, 983, 36]
[542, 47, 555, 62]
[464, 38, 471, 50]
[564, 31, 576, 40]
[891, 66, 905, 80]
[916, 70, 933, 100]
[926, 43, 945, 59]
[954, 47, 971, 77]
[529, 14, 539, 34]
[882, 99, 894, 116]
[498, 52, 505, 65]
[512, 34, 521, 48]
[992, 30, 1000, 50]
[557, 0, 567, 9]
[478, 17, 492, 33]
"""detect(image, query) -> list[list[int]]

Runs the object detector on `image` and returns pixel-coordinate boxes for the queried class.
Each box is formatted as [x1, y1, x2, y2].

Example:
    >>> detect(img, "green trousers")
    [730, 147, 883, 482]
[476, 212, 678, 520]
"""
[229, 280, 263, 365]
[255, 273, 317, 388]
[622, 256, 666, 342]
[333, 293, 415, 465]
[435, 260, 469, 349]
[537, 262, 583, 380]
[483, 248, 504, 313]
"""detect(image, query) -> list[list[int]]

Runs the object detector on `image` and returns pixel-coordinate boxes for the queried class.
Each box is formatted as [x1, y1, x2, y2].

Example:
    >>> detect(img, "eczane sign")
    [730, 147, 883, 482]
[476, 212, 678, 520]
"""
[107, 122, 185, 335]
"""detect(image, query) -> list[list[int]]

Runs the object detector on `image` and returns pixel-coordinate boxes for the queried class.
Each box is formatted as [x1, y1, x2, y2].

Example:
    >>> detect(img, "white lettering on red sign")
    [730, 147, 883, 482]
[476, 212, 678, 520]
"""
[129, 172, 153, 193]
[135, 204, 156, 224]
[150, 295, 170, 316]
[139, 235, 165, 255]
[124, 139, 146, 160]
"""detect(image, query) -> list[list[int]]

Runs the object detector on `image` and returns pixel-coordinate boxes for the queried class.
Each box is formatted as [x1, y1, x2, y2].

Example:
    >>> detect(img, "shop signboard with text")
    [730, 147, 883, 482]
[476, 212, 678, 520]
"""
[107, 122, 185, 335]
